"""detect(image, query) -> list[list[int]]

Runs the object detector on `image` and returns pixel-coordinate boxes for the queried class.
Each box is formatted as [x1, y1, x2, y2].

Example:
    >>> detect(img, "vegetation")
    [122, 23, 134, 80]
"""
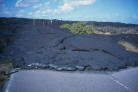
[60, 24, 71, 29]
[118, 41, 138, 53]
[0, 60, 13, 92]
[60, 22, 95, 34]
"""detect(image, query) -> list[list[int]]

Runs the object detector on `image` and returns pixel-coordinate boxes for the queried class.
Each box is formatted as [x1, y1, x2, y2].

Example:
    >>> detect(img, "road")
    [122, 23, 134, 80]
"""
[4, 67, 138, 92]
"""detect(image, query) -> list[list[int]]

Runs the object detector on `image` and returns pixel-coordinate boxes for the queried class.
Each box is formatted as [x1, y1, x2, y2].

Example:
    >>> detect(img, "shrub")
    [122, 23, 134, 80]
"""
[0, 60, 13, 92]
[83, 25, 94, 34]
[60, 24, 71, 29]
[60, 22, 95, 34]
[70, 22, 86, 34]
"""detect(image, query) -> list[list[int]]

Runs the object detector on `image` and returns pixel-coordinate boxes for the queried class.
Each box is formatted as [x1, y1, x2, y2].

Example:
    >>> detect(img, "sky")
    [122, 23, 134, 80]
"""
[0, 0, 138, 24]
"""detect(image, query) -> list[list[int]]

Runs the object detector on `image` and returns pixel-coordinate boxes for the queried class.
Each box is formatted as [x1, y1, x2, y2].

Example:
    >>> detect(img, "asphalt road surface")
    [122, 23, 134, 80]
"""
[4, 67, 138, 92]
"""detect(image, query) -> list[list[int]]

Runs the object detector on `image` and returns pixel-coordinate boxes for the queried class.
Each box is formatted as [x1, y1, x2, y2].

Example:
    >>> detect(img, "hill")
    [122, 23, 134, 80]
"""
[0, 17, 138, 71]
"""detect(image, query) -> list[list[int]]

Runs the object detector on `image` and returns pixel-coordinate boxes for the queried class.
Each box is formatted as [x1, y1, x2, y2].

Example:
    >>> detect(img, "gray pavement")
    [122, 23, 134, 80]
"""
[4, 67, 138, 92]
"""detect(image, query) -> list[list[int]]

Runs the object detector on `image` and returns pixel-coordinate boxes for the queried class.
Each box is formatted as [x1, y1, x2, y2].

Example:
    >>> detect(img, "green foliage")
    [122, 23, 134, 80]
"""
[0, 60, 13, 92]
[60, 22, 95, 34]
[60, 24, 71, 29]
[70, 22, 86, 34]
[118, 41, 124, 46]
[83, 25, 95, 34]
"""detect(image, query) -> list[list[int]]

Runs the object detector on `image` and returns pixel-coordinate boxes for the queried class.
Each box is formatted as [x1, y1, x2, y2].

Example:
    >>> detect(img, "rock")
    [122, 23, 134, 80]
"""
[0, 18, 138, 71]
[48, 64, 58, 69]
[76, 66, 85, 71]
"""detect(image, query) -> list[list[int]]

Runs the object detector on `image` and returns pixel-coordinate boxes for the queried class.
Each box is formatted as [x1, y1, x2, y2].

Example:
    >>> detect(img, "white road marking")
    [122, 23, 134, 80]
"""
[109, 75, 130, 91]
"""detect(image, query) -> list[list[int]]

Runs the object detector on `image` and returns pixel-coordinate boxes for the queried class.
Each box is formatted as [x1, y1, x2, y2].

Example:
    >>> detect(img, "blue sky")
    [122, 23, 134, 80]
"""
[0, 0, 138, 24]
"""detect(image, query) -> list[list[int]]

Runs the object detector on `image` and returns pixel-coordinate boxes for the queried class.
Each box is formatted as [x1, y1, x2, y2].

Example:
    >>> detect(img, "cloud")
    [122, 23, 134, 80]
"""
[15, 0, 39, 7]
[15, 0, 96, 19]
[132, 16, 138, 20]
[53, 0, 57, 2]
[34, 9, 51, 16]
[32, 2, 50, 9]
[0, 4, 12, 16]
[60, 3, 73, 11]
[33, 4, 42, 8]
[28, 12, 33, 16]
[32, 10, 48, 18]
[53, 9, 60, 14]
[60, 0, 96, 11]
[16, 9, 25, 17]
[3, 10, 11, 15]
[28, 2, 51, 18]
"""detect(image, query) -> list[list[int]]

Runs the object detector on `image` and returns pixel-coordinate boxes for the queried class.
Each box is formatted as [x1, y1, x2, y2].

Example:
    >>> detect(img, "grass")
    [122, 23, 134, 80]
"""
[0, 60, 13, 92]
[118, 41, 138, 53]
